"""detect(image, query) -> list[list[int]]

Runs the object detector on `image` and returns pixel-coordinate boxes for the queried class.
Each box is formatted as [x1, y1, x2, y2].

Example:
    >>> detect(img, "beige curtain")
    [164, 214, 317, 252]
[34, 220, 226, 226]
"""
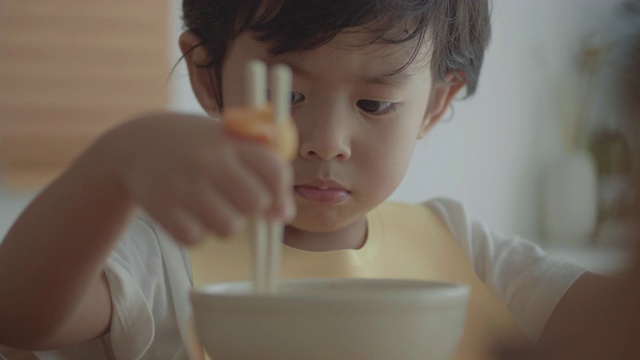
[0, 1, 170, 189]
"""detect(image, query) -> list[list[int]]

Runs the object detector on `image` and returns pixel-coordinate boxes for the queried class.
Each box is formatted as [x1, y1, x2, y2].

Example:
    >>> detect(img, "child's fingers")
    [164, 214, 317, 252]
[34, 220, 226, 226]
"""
[153, 208, 205, 245]
[237, 143, 295, 220]
[184, 185, 246, 238]
[209, 153, 273, 214]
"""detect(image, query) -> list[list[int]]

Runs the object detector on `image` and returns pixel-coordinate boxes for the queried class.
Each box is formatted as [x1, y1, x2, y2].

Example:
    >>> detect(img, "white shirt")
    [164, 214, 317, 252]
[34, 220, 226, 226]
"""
[36, 198, 585, 360]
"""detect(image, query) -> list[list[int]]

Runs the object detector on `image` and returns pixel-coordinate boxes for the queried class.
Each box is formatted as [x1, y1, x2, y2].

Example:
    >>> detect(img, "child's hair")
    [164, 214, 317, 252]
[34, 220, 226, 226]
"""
[182, 0, 491, 109]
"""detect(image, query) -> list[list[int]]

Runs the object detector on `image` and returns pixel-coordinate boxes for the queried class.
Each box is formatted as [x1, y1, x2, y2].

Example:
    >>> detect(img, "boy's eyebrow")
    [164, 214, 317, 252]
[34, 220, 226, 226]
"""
[265, 56, 412, 86]
[361, 71, 413, 86]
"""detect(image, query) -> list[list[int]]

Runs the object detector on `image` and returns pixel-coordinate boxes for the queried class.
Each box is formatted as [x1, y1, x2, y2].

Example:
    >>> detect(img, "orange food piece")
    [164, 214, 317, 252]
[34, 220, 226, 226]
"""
[223, 106, 298, 161]
[274, 120, 298, 161]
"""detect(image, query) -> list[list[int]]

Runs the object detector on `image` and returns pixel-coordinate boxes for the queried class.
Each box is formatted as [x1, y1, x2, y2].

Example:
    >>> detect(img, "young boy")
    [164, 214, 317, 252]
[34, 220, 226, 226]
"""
[0, 1, 605, 359]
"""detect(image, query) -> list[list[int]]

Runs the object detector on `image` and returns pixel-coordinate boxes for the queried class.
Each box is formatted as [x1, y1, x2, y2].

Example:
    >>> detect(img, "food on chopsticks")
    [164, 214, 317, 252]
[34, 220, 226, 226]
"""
[223, 60, 297, 162]
[223, 105, 298, 161]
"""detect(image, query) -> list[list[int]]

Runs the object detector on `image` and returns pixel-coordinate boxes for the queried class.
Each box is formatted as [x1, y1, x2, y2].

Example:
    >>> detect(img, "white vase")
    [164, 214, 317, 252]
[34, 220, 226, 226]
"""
[542, 150, 598, 246]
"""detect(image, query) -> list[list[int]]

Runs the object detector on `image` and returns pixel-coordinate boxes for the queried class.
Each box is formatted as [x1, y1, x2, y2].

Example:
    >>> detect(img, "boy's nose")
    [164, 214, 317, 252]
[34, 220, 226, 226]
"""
[297, 108, 352, 162]
[299, 128, 351, 161]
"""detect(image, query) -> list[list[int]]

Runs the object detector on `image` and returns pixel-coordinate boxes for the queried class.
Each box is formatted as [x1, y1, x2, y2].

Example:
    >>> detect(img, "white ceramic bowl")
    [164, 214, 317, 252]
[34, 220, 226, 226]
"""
[190, 278, 470, 360]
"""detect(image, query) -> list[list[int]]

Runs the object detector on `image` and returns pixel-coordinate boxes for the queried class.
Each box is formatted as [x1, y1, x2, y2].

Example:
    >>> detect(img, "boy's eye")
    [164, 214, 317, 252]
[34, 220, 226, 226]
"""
[356, 99, 396, 115]
[291, 91, 305, 105]
[267, 90, 305, 105]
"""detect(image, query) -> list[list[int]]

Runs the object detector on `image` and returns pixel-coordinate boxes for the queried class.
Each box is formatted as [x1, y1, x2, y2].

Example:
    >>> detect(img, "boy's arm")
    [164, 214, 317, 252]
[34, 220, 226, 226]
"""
[0, 140, 135, 349]
[0, 112, 293, 351]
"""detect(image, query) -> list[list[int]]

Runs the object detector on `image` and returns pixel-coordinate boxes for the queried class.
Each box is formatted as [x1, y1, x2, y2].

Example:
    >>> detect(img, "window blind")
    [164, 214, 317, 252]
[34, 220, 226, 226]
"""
[0, 1, 170, 189]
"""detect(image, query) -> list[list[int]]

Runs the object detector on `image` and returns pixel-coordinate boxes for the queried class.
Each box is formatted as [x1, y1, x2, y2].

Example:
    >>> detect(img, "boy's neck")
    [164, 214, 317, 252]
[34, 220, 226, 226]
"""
[282, 217, 368, 252]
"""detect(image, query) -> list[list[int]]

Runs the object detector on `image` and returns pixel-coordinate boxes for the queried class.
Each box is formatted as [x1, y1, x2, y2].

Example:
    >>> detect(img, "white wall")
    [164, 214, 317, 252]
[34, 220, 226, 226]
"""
[0, 0, 628, 242]
[394, 0, 627, 239]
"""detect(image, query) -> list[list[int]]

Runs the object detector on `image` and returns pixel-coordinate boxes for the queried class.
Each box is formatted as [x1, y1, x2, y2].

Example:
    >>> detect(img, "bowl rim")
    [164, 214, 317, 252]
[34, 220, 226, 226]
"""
[190, 278, 470, 307]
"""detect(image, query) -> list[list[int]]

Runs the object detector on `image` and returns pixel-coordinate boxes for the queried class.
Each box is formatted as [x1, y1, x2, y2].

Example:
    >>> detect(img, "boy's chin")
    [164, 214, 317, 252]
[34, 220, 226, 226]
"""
[286, 208, 365, 234]
[286, 217, 352, 234]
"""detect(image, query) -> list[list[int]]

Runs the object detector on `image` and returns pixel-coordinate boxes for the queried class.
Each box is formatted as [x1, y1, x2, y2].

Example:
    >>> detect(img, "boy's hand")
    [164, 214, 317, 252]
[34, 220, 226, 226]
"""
[98, 112, 295, 244]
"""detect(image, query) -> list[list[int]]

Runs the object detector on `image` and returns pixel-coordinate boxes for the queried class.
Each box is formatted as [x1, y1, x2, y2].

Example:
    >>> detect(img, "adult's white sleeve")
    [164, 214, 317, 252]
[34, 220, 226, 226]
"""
[425, 198, 586, 342]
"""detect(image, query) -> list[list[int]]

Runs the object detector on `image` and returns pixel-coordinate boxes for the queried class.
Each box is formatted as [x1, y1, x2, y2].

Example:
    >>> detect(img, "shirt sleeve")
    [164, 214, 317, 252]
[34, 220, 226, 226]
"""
[425, 198, 587, 342]
[103, 244, 155, 359]
[103, 216, 184, 359]
[35, 217, 170, 360]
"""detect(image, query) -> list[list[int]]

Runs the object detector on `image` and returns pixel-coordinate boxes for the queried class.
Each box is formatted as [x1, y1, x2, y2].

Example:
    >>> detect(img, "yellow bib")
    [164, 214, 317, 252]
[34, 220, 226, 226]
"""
[188, 202, 530, 359]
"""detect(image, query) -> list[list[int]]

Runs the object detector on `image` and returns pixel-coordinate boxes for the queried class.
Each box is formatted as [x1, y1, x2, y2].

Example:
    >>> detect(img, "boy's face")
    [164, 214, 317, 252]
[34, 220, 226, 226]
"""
[185, 30, 462, 238]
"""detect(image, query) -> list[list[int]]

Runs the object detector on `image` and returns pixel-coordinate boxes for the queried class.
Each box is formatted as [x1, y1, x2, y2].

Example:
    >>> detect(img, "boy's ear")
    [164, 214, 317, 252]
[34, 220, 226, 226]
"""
[418, 72, 466, 139]
[179, 31, 219, 115]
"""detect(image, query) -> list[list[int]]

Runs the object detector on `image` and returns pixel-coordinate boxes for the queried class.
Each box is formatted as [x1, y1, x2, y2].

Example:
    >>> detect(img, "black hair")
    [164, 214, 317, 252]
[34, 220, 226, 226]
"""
[182, 0, 491, 108]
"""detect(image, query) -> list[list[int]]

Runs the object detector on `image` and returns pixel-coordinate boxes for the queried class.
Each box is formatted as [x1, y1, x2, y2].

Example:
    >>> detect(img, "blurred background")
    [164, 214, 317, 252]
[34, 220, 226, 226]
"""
[1, 0, 638, 273]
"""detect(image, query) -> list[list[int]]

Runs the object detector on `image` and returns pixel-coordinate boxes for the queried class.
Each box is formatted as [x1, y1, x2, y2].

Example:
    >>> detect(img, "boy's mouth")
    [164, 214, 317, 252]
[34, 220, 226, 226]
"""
[294, 180, 350, 204]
